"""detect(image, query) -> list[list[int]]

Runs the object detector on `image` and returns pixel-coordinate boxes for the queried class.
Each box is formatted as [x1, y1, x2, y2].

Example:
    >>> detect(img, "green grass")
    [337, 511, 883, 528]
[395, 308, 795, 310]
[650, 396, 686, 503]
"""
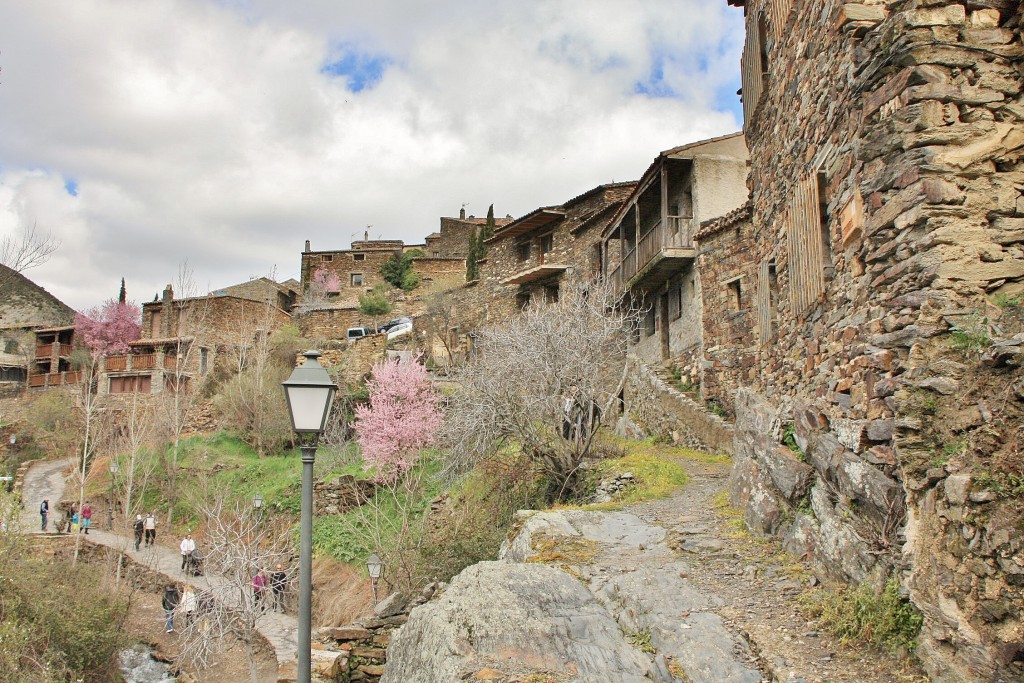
[567, 436, 695, 510]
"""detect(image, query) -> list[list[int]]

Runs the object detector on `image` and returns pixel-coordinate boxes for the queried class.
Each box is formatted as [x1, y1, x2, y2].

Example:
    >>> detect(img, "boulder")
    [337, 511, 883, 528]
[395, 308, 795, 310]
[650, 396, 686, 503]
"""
[380, 561, 654, 683]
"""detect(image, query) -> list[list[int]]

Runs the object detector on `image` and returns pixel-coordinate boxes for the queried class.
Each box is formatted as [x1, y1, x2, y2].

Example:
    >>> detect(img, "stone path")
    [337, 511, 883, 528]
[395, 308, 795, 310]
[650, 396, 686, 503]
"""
[19, 458, 301, 673]
[622, 454, 926, 683]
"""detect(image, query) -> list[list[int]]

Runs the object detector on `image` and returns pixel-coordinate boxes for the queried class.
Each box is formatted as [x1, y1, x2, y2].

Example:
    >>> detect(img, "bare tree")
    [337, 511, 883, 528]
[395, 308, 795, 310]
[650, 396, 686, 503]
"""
[105, 393, 162, 531]
[176, 496, 295, 683]
[439, 279, 643, 497]
[0, 222, 60, 273]
[162, 263, 213, 527]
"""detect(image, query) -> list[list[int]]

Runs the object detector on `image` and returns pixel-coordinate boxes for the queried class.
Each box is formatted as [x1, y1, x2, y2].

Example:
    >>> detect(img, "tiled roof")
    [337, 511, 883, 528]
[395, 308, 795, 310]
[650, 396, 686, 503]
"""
[694, 202, 753, 240]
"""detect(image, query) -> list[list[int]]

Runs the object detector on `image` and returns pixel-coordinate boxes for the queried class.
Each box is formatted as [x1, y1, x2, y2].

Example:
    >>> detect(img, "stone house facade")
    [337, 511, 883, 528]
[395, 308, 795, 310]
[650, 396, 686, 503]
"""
[601, 133, 750, 366]
[721, 1, 1024, 678]
[424, 207, 513, 259]
[301, 239, 405, 293]
[100, 284, 291, 395]
[693, 203, 759, 416]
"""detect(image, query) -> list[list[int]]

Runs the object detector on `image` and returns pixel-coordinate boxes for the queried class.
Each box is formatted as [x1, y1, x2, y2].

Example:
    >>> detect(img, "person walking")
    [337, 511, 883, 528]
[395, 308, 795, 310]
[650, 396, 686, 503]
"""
[180, 533, 196, 573]
[180, 585, 198, 626]
[132, 514, 144, 551]
[39, 499, 48, 532]
[162, 584, 180, 633]
[270, 564, 287, 612]
[252, 570, 268, 612]
[80, 501, 92, 534]
[143, 511, 157, 546]
[70, 509, 80, 534]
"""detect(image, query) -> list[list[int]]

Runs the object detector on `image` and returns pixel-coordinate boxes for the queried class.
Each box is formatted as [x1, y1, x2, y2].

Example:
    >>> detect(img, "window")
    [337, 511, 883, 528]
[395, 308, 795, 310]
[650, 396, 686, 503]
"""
[351, 273, 364, 287]
[353, 253, 365, 261]
[165, 375, 190, 394]
[199, 347, 209, 375]
[516, 241, 531, 262]
[322, 254, 333, 262]
[786, 173, 829, 313]
[4, 339, 18, 354]
[539, 233, 554, 257]
[644, 306, 656, 337]
[516, 291, 531, 310]
[740, 12, 769, 123]
[818, 172, 835, 279]
[433, 251, 440, 257]
[728, 279, 743, 312]
[591, 243, 603, 278]
[669, 282, 682, 321]
[109, 374, 152, 394]
[151, 311, 161, 337]
[544, 285, 559, 303]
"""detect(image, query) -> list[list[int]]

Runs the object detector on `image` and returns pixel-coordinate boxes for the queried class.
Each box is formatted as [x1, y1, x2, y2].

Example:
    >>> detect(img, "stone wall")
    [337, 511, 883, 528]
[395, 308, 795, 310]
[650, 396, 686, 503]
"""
[721, 0, 1024, 678]
[624, 359, 734, 454]
[409, 257, 465, 287]
[301, 244, 402, 293]
[695, 204, 759, 417]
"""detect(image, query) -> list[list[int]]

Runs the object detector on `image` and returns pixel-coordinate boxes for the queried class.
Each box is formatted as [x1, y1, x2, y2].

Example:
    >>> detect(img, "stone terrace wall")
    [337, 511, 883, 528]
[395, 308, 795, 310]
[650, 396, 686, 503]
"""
[625, 360, 734, 454]
[727, 0, 1024, 678]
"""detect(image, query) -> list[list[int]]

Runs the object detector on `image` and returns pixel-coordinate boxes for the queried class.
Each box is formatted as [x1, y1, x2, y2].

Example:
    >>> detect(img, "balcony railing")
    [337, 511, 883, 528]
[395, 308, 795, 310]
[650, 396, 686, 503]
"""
[28, 371, 83, 387]
[58, 343, 73, 356]
[163, 355, 180, 370]
[35, 343, 53, 358]
[105, 356, 128, 371]
[133, 354, 156, 370]
[607, 216, 694, 291]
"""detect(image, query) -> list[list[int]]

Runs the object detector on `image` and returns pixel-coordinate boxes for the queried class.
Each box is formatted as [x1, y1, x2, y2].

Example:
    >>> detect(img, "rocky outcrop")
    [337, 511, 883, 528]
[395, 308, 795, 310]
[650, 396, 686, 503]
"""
[384, 509, 763, 683]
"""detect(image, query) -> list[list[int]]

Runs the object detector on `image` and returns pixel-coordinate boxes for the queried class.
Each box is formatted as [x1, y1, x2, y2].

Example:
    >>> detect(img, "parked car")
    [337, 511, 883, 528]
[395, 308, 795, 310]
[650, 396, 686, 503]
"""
[377, 316, 412, 334]
[386, 321, 413, 341]
[346, 326, 374, 340]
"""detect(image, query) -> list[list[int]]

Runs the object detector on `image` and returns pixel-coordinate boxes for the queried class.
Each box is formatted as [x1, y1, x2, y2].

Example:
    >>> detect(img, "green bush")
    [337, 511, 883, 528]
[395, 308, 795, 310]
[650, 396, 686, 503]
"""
[799, 578, 923, 654]
[0, 541, 128, 682]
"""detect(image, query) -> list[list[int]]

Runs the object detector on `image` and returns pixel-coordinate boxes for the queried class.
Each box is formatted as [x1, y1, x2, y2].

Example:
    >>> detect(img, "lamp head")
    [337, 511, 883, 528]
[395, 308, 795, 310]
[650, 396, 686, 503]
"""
[281, 350, 338, 434]
[366, 553, 383, 579]
[109, 461, 119, 474]
[253, 493, 264, 509]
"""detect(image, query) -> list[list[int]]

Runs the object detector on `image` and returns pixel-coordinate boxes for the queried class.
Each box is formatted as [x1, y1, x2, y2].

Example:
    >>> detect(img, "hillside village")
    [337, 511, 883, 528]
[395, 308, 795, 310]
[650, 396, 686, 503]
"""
[1, 1, 1023, 682]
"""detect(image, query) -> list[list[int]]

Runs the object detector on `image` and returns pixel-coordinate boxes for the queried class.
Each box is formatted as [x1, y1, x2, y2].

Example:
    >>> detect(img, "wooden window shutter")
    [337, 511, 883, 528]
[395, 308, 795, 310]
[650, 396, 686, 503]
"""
[786, 174, 827, 314]
[757, 259, 773, 343]
[740, 13, 763, 125]
[768, 0, 794, 39]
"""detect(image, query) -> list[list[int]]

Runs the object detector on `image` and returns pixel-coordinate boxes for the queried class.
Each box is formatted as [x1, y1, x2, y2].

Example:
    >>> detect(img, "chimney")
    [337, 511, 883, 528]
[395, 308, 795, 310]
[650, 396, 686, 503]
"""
[162, 284, 174, 302]
[304, 240, 311, 253]
[459, 207, 466, 219]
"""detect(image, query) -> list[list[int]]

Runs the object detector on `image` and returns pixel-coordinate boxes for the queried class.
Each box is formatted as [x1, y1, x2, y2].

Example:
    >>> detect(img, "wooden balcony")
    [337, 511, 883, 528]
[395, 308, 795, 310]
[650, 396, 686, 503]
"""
[607, 216, 696, 292]
[105, 355, 128, 371]
[27, 371, 83, 387]
[163, 355, 181, 370]
[132, 354, 156, 370]
[58, 343, 73, 356]
[35, 343, 53, 358]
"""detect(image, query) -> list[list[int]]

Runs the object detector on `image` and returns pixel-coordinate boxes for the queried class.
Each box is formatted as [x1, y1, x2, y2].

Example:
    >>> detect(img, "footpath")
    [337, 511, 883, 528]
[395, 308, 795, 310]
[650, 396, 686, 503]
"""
[19, 458, 301, 676]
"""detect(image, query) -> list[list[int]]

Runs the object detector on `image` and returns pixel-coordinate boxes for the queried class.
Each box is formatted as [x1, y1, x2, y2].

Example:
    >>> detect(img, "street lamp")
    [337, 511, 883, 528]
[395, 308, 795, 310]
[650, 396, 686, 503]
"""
[252, 493, 264, 519]
[367, 553, 383, 606]
[108, 461, 119, 530]
[281, 350, 336, 683]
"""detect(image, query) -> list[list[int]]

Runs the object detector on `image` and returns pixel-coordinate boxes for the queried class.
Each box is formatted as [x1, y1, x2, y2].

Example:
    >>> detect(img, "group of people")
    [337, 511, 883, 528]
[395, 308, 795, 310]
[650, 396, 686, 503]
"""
[160, 564, 288, 633]
[39, 499, 94, 534]
[252, 565, 288, 613]
[132, 512, 159, 550]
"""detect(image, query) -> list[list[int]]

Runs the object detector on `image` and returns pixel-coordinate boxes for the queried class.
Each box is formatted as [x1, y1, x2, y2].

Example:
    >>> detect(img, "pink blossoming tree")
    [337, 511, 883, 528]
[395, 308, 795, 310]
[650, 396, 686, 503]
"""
[353, 356, 442, 481]
[74, 299, 142, 358]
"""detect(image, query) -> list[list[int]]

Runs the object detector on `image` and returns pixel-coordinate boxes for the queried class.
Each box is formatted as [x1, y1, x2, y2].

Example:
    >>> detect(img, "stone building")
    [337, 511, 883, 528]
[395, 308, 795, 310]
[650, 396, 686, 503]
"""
[209, 277, 298, 312]
[424, 207, 513, 259]
[0, 265, 75, 389]
[601, 133, 749, 365]
[300, 238, 404, 293]
[720, 1, 1024, 678]
[100, 283, 290, 395]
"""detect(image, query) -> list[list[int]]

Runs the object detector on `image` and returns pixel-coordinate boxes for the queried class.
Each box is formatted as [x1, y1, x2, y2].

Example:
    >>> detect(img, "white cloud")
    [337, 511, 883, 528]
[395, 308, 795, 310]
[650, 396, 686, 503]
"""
[0, 0, 743, 309]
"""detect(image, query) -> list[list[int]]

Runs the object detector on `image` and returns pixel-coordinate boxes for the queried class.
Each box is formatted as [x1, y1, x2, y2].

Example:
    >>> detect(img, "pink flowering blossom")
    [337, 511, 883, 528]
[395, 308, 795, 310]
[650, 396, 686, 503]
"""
[353, 356, 442, 481]
[74, 299, 142, 358]
[312, 268, 341, 293]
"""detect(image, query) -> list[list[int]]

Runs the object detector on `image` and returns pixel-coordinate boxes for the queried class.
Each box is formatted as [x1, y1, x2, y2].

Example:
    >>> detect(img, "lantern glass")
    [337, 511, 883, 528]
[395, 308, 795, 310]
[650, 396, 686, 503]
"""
[253, 493, 264, 509]
[367, 553, 383, 579]
[282, 350, 337, 434]
[109, 461, 119, 474]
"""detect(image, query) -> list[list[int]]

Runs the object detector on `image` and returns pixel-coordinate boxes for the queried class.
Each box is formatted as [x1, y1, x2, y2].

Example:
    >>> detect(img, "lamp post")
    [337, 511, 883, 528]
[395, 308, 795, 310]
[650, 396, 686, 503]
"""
[282, 350, 336, 683]
[367, 553, 383, 606]
[108, 461, 119, 530]
[253, 493, 263, 520]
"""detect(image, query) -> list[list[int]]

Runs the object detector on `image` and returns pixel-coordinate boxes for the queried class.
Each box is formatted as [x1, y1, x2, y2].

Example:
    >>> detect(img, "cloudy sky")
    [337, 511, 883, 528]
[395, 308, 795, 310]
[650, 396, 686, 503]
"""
[0, 1, 744, 310]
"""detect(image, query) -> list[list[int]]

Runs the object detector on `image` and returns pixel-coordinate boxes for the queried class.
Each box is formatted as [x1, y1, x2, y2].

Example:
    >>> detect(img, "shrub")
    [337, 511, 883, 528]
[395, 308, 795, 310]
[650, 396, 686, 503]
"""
[799, 578, 923, 654]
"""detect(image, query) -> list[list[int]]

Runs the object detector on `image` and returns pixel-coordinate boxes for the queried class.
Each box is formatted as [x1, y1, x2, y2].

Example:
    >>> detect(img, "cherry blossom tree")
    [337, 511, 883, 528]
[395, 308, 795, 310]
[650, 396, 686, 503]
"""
[295, 267, 342, 314]
[70, 296, 140, 564]
[353, 357, 442, 481]
[74, 299, 142, 358]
